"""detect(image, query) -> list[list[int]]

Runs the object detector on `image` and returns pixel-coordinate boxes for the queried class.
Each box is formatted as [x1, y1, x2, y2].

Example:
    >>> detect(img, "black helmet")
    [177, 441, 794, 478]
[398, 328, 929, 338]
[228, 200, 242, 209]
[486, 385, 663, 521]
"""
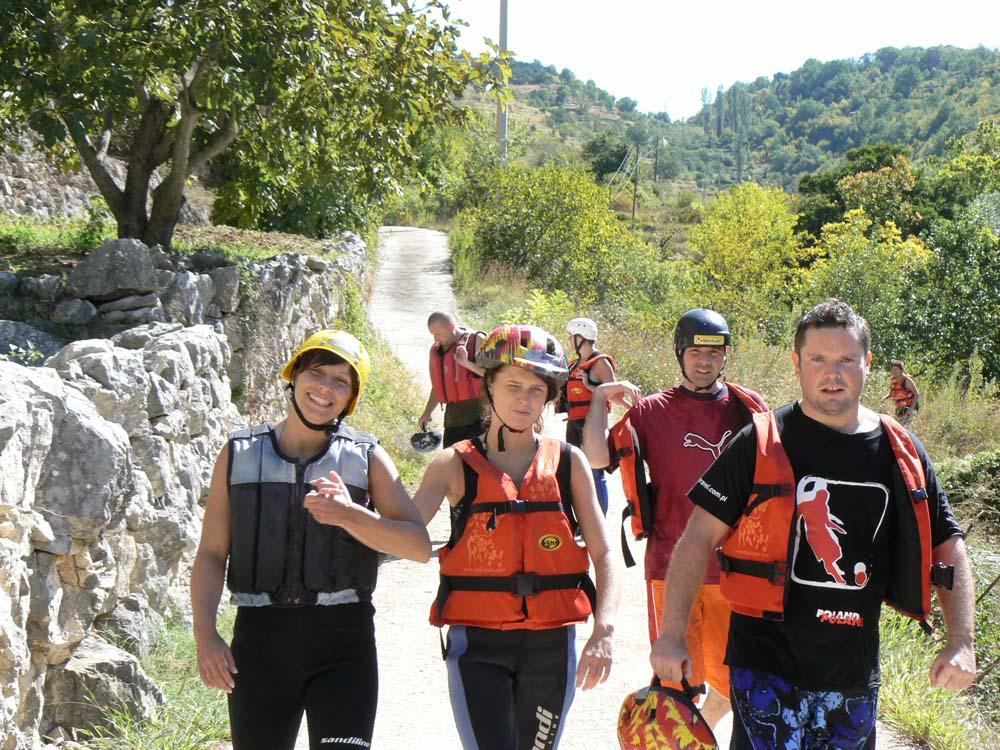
[674, 309, 732, 360]
[410, 429, 443, 453]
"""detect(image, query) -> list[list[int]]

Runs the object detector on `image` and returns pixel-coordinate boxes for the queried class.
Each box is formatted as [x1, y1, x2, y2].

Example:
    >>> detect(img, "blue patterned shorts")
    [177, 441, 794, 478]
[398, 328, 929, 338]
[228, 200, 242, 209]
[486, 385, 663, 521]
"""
[730, 667, 877, 750]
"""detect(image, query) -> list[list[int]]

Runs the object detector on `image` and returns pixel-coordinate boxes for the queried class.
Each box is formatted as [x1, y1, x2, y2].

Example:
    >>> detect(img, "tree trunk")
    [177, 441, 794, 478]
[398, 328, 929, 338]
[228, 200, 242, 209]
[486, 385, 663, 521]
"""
[116, 98, 174, 242]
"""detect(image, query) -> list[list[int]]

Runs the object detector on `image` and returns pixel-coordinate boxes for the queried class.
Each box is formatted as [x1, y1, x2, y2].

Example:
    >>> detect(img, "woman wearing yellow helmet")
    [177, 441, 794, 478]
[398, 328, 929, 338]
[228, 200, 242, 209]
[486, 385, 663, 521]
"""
[191, 329, 430, 750]
[412, 324, 620, 750]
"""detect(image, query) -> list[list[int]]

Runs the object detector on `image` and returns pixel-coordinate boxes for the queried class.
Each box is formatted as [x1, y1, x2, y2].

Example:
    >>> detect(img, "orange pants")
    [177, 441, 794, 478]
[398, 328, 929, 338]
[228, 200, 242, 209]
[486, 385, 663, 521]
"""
[647, 580, 731, 698]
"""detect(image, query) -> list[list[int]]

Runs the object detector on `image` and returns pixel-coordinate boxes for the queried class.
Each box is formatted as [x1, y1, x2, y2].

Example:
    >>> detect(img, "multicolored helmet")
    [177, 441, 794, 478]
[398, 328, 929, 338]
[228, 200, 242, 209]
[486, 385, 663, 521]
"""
[279, 329, 370, 416]
[476, 324, 570, 386]
[617, 682, 718, 750]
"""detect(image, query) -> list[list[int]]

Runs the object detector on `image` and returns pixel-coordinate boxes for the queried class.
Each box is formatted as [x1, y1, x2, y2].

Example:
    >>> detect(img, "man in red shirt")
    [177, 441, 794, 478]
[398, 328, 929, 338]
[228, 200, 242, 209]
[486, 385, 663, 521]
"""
[583, 309, 766, 728]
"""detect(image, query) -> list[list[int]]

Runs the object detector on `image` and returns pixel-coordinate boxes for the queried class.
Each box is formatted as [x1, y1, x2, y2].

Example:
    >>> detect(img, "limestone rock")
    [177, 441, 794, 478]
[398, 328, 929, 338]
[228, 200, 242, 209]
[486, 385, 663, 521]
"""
[19, 275, 64, 301]
[50, 299, 98, 327]
[96, 293, 160, 313]
[0, 321, 65, 362]
[209, 266, 240, 313]
[161, 271, 215, 326]
[42, 635, 163, 733]
[65, 239, 156, 301]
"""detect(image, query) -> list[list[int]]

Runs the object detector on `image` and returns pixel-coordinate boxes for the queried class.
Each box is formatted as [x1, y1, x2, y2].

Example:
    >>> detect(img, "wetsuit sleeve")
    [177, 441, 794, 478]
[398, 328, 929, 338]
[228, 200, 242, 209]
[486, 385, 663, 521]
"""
[687, 421, 757, 528]
[909, 433, 964, 545]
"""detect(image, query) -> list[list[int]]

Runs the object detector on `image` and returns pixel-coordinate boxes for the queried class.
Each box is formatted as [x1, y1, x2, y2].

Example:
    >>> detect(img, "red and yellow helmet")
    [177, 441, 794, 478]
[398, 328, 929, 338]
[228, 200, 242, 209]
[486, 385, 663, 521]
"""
[618, 683, 718, 750]
[476, 324, 569, 385]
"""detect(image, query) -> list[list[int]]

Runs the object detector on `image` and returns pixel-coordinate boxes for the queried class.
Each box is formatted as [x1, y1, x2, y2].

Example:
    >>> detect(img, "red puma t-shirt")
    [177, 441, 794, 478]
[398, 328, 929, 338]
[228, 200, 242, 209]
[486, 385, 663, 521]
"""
[614, 384, 765, 582]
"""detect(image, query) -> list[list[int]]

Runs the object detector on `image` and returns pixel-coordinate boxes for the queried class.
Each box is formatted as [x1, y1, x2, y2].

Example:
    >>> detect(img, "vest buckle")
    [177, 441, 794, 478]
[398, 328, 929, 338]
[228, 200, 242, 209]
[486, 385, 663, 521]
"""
[911, 487, 928, 502]
[512, 573, 539, 596]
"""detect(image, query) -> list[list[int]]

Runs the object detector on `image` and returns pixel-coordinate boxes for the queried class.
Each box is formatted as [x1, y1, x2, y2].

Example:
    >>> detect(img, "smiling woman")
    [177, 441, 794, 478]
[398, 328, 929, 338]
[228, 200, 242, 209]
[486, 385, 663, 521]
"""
[189, 328, 431, 750]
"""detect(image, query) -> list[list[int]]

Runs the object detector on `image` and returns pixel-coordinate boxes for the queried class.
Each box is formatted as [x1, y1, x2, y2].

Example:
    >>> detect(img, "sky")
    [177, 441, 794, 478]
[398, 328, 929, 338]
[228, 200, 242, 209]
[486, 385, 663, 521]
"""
[444, 0, 999, 120]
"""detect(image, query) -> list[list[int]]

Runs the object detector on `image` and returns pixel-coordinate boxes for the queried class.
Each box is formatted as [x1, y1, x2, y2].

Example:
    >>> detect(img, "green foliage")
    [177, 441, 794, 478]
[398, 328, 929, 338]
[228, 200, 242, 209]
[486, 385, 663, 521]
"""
[0, 1, 503, 245]
[455, 164, 662, 305]
[804, 210, 931, 361]
[582, 130, 630, 180]
[688, 183, 809, 339]
[72, 197, 114, 251]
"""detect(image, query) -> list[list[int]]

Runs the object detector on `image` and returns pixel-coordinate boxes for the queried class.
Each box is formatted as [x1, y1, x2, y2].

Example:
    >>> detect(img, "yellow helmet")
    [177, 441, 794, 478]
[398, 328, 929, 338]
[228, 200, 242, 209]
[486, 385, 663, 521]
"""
[280, 329, 371, 416]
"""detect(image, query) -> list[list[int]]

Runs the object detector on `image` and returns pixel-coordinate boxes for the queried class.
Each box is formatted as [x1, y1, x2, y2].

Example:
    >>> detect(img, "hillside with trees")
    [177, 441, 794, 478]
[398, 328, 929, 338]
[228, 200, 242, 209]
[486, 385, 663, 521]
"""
[486, 46, 999, 192]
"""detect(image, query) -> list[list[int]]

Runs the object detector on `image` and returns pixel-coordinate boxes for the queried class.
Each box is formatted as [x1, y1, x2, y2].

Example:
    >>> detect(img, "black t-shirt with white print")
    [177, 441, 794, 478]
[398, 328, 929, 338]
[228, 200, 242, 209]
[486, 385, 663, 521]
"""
[688, 402, 963, 691]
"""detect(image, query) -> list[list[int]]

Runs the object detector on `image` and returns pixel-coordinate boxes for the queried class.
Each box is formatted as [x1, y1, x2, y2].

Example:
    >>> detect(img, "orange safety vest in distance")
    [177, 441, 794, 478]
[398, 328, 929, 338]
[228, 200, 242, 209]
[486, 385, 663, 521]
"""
[609, 382, 767, 567]
[429, 329, 483, 404]
[566, 352, 616, 421]
[889, 376, 916, 408]
[718, 411, 954, 632]
[430, 438, 596, 630]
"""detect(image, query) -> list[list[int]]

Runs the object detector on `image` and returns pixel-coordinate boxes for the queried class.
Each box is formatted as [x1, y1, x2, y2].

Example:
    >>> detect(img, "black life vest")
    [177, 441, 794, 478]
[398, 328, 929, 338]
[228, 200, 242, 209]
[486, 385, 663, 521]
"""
[226, 423, 379, 606]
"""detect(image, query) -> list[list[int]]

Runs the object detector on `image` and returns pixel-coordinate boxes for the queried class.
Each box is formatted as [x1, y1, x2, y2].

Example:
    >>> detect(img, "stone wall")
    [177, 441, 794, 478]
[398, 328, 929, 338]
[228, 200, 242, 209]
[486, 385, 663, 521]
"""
[0, 132, 209, 225]
[0, 235, 367, 748]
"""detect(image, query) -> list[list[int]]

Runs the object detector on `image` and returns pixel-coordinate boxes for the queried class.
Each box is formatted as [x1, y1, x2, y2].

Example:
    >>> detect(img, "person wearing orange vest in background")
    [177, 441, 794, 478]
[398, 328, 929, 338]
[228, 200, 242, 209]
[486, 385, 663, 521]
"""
[651, 299, 976, 750]
[583, 308, 767, 731]
[413, 324, 620, 750]
[882, 358, 920, 426]
[420, 311, 486, 448]
[562, 317, 616, 516]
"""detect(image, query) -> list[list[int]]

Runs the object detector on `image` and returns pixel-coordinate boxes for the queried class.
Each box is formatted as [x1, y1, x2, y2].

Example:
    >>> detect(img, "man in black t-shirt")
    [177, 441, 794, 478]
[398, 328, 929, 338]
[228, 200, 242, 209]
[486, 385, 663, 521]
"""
[650, 299, 976, 749]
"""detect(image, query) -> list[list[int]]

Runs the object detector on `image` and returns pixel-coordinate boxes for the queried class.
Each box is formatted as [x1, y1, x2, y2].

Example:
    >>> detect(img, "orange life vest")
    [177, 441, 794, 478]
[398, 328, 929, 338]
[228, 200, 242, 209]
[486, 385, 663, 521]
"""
[610, 382, 767, 567]
[566, 352, 616, 421]
[430, 438, 595, 630]
[429, 329, 483, 404]
[717, 411, 954, 632]
[889, 376, 916, 409]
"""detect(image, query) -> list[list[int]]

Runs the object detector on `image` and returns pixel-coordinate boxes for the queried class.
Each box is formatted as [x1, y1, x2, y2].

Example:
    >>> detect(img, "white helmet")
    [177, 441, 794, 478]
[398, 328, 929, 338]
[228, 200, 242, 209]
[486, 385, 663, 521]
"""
[567, 317, 598, 342]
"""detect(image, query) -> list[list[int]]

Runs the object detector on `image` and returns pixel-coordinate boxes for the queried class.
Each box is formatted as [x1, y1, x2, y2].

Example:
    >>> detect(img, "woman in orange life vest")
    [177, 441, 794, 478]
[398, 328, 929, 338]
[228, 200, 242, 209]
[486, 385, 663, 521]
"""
[191, 330, 430, 750]
[881, 359, 920, 426]
[412, 324, 621, 750]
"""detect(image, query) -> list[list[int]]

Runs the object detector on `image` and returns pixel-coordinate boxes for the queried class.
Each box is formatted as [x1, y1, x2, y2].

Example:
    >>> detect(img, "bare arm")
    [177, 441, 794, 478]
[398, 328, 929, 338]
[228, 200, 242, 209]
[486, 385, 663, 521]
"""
[587, 357, 616, 388]
[568, 446, 620, 690]
[454, 333, 487, 377]
[191, 444, 238, 692]
[930, 536, 976, 690]
[906, 376, 920, 405]
[650, 507, 731, 682]
[583, 381, 641, 469]
[304, 445, 431, 563]
[420, 387, 442, 430]
[411, 447, 465, 525]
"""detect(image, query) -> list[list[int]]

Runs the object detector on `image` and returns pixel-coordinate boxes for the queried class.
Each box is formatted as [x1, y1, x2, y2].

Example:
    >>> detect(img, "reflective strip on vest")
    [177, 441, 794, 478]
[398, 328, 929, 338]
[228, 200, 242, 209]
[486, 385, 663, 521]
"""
[430, 438, 593, 630]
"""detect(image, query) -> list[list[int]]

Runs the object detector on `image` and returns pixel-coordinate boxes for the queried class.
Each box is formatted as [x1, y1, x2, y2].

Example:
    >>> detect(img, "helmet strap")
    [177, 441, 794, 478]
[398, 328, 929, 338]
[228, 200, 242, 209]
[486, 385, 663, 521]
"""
[485, 385, 525, 452]
[290, 385, 345, 437]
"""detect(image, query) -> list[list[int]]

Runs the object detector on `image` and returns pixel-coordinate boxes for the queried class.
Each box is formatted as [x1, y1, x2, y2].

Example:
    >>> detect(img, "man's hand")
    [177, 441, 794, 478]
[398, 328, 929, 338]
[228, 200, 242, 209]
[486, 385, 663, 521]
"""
[930, 641, 976, 691]
[650, 634, 691, 684]
[304, 471, 358, 526]
[196, 629, 237, 693]
[453, 343, 469, 378]
[419, 410, 433, 431]
[595, 381, 641, 408]
[576, 627, 613, 690]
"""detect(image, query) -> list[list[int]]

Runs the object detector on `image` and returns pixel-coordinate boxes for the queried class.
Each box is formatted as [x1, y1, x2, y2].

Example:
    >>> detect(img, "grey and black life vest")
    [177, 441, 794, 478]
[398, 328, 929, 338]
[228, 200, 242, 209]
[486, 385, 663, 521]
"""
[226, 423, 380, 607]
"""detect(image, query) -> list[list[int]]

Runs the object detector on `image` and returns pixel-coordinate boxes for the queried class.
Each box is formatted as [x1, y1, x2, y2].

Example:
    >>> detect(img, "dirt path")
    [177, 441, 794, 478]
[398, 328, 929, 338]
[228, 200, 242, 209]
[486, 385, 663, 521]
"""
[369, 226, 711, 748]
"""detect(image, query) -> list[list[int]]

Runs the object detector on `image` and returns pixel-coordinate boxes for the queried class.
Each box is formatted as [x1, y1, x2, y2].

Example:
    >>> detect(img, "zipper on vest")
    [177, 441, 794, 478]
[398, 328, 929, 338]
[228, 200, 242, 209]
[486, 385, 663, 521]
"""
[287, 463, 307, 604]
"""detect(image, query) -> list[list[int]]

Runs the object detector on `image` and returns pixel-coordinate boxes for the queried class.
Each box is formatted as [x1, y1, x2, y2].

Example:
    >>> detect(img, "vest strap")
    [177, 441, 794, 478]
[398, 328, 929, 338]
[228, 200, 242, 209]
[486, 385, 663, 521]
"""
[745, 483, 794, 515]
[436, 572, 597, 618]
[469, 500, 564, 516]
[717, 550, 788, 585]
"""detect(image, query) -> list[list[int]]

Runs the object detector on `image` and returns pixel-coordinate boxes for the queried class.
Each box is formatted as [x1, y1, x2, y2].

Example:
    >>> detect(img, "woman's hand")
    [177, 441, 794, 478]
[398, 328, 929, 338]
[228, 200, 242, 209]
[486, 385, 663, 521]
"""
[576, 625, 613, 690]
[595, 381, 641, 408]
[304, 470, 358, 527]
[196, 629, 237, 693]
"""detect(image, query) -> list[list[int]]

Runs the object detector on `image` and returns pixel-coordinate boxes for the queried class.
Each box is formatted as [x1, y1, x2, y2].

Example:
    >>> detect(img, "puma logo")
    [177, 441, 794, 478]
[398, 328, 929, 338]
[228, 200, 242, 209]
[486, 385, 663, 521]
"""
[683, 430, 732, 459]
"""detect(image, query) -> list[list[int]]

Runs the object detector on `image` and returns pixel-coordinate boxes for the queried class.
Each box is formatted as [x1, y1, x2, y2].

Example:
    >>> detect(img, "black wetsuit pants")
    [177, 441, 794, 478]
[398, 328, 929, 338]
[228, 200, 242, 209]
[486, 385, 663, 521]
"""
[445, 625, 577, 750]
[228, 602, 378, 750]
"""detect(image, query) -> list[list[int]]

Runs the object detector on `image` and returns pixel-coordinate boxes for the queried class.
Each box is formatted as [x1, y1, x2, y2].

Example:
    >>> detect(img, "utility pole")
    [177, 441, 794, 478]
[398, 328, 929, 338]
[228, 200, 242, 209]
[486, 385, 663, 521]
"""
[631, 145, 639, 225]
[496, 0, 509, 164]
